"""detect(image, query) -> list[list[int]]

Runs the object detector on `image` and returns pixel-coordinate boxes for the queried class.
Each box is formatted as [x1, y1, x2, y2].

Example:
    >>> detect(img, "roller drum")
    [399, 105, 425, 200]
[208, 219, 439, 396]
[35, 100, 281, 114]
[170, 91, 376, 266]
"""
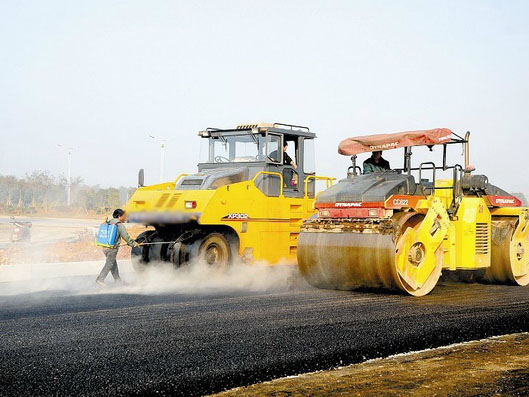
[297, 232, 396, 290]
[484, 217, 529, 286]
[298, 214, 443, 296]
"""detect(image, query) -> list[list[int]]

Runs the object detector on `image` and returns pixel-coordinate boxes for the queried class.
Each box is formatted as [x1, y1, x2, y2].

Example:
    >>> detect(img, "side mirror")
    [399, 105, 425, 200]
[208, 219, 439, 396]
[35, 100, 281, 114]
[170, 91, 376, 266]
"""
[138, 169, 145, 187]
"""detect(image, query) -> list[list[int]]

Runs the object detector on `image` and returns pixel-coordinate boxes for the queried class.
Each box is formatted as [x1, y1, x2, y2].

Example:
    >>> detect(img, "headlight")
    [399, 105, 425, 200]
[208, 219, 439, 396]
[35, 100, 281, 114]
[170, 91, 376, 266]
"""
[368, 208, 379, 217]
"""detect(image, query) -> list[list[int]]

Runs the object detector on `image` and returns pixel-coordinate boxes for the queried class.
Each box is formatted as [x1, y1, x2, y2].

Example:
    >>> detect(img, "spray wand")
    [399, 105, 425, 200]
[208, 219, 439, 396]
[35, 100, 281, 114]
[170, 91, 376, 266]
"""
[114, 241, 179, 248]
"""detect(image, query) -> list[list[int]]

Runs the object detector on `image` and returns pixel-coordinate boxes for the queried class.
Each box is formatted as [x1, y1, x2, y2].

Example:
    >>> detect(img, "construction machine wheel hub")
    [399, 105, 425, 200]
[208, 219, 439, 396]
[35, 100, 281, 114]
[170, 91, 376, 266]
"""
[516, 242, 525, 261]
[408, 242, 425, 267]
[205, 244, 221, 265]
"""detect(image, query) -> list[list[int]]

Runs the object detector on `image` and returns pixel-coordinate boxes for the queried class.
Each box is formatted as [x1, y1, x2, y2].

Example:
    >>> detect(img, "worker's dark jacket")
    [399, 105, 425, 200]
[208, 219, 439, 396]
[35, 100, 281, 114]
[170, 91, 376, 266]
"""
[284, 152, 294, 166]
[363, 157, 390, 174]
[269, 150, 294, 165]
[109, 218, 137, 249]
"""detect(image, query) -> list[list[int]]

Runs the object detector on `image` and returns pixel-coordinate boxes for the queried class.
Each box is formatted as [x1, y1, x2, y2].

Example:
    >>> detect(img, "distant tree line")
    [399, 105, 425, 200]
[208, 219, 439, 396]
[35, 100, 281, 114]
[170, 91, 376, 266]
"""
[0, 171, 136, 215]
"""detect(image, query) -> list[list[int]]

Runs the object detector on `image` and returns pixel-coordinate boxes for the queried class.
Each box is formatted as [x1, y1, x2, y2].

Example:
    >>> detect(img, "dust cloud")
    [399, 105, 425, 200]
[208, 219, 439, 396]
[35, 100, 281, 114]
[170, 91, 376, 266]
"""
[0, 258, 308, 298]
[0, 220, 308, 297]
[129, 260, 306, 294]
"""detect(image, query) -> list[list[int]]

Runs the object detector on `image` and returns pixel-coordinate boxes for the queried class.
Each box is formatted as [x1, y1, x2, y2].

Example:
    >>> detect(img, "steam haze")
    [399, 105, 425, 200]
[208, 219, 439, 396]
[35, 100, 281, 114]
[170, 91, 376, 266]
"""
[1, 1, 528, 191]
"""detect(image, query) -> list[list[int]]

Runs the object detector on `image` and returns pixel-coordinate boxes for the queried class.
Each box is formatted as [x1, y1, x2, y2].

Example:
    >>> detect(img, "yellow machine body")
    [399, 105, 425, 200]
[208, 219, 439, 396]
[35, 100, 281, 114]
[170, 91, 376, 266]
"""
[409, 180, 492, 272]
[125, 123, 336, 269]
[125, 172, 333, 265]
[297, 135, 529, 296]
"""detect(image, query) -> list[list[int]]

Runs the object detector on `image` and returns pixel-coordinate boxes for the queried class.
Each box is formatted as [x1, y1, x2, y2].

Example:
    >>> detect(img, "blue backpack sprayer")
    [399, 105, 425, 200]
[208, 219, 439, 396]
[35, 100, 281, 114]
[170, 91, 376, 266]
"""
[96, 220, 177, 248]
[96, 221, 120, 248]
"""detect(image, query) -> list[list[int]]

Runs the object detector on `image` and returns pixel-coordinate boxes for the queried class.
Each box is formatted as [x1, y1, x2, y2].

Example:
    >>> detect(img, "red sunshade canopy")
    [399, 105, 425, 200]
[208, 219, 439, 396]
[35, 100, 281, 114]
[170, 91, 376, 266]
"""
[338, 128, 453, 156]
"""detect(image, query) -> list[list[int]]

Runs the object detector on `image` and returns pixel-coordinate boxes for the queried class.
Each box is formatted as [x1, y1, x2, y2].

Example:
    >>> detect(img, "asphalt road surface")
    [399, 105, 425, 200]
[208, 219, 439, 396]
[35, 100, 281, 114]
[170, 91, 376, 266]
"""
[1, 277, 529, 396]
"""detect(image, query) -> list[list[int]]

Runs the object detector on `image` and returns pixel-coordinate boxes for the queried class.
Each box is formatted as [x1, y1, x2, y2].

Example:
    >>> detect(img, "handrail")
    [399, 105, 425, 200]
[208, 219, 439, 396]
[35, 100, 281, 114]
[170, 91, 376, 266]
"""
[304, 175, 336, 198]
[273, 122, 310, 132]
[394, 165, 459, 172]
[173, 174, 190, 186]
[419, 162, 436, 195]
[252, 171, 284, 197]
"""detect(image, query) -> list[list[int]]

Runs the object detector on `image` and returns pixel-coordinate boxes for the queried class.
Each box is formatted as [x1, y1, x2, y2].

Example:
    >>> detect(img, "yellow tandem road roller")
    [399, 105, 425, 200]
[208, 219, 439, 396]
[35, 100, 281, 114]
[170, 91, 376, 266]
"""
[124, 123, 334, 270]
[297, 128, 529, 296]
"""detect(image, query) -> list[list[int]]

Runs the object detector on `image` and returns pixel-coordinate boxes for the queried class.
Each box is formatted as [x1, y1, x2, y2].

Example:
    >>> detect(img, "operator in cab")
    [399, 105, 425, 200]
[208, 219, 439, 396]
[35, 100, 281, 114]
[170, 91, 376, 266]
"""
[270, 142, 298, 188]
[96, 209, 139, 287]
[282, 142, 297, 169]
[363, 151, 390, 174]
[270, 142, 297, 168]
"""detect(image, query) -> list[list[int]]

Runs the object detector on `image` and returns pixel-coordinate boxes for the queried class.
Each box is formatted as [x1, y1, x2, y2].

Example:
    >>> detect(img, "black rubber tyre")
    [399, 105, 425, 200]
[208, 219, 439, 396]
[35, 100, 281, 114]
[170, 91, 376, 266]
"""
[131, 230, 156, 273]
[169, 242, 183, 268]
[197, 233, 232, 269]
[148, 236, 167, 263]
[169, 241, 194, 268]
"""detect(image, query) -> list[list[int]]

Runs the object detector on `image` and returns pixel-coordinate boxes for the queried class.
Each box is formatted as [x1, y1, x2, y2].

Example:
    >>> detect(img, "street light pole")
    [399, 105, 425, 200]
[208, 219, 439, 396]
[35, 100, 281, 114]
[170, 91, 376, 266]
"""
[57, 144, 73, 206]
[159, 140, 166, 182]
[66, 148, 72, 206]
[150, 135, 168, 183]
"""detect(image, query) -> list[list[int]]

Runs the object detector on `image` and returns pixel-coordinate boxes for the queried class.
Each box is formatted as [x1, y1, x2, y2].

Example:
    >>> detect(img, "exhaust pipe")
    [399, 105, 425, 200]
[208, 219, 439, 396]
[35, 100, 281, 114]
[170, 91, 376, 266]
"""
[138, 169, 145, 187]
[464, 131, 470, 171]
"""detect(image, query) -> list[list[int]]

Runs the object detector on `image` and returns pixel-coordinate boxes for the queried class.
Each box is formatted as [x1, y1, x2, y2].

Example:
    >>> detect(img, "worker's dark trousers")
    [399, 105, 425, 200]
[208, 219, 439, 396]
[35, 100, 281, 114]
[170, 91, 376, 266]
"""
[97, 248, 121, 282]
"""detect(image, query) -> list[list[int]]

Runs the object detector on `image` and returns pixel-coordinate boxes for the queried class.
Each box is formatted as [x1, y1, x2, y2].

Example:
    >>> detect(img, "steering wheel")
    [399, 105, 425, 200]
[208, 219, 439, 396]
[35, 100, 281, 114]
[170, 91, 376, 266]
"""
[214, 156, 230, 163]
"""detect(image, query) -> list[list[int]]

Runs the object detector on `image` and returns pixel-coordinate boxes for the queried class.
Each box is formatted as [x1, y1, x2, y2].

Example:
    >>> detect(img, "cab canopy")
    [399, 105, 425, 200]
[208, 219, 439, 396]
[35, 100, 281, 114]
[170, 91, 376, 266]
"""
[338, 128, 453, 155]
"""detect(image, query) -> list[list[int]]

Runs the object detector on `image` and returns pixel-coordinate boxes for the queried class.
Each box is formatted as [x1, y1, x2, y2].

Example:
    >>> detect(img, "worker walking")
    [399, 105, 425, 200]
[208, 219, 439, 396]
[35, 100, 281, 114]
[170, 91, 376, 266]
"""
[96, 209, 138, 286]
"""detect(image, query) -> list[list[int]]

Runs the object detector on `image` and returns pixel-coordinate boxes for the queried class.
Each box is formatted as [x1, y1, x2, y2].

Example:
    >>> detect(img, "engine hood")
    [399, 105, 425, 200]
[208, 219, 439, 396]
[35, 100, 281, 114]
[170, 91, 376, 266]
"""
[316, 172, 417, 204]
[176, 167, 250, 190]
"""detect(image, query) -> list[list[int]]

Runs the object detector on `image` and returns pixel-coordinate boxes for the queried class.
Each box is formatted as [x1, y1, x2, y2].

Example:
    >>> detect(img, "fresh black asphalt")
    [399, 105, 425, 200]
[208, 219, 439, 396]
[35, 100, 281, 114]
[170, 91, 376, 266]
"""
[1, 279, 529, 396]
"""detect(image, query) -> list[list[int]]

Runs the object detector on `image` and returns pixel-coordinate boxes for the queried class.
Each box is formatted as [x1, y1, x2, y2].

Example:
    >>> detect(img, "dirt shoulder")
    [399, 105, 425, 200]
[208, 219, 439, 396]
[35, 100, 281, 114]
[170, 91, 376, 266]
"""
[0, 211, 105, 220]
[213, 333, 529, 397]
[0, 224, 151, 265]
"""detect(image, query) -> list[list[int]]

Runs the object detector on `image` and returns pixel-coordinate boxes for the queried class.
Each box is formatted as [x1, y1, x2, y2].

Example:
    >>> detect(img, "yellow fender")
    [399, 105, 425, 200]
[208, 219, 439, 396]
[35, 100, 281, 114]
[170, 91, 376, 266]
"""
[395, 197, 450, 290]
[510, 209, 529, 278]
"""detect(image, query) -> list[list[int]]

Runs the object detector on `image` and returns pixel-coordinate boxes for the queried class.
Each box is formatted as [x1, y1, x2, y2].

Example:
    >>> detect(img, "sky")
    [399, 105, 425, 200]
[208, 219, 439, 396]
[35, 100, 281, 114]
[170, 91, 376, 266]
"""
[1, 0, 528, 192]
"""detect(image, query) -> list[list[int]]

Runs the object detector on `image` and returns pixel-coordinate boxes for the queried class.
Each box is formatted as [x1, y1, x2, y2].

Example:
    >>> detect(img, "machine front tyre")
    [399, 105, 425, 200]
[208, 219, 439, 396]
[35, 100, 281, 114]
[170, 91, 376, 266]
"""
[197, 233, 232, 269]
